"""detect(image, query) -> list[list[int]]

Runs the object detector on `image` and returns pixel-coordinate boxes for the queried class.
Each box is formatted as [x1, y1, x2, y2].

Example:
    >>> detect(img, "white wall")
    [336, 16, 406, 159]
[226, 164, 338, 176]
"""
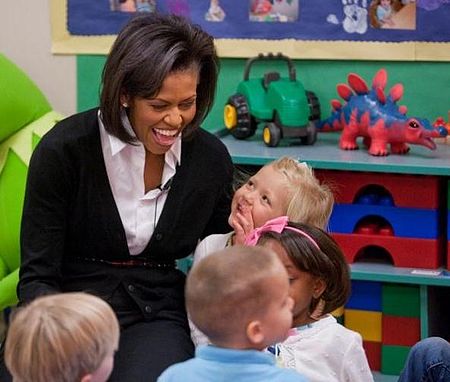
[0, 0, 76, 116]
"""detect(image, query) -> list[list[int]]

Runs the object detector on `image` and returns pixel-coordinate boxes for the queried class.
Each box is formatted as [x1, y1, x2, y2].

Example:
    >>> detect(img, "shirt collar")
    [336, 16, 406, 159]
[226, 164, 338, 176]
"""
[109, 110, 135, 156]
[196, 345, 275, 365]
[167, 132, 182, 169]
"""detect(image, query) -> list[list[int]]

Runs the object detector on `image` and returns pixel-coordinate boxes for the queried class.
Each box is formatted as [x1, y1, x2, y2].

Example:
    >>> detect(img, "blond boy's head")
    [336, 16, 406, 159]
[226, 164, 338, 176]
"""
[5, 292, 119, 382]
[270, 156, 334, 229]
[186, 245, 293, 349]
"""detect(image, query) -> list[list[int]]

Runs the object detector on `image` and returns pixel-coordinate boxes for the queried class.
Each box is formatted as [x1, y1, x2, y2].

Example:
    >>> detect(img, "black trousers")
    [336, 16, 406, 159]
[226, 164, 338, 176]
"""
[110, 319, 194, 381]
[108, 282, 195, 381]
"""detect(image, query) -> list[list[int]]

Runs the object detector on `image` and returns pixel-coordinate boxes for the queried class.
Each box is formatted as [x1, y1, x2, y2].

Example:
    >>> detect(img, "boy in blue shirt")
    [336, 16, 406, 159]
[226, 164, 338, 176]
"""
[158, 245, 307, 382]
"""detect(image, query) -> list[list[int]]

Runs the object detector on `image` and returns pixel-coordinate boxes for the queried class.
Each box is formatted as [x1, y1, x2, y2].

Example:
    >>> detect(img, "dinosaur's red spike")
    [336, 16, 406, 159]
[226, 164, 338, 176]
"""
[337, 83, 354, 101]
[375, 87, 386, 104]
[373, 69, 387, 90]
[390, 83, 404, 102]
[331, 99, 342, 110]
[348, 73, 369, 94]
[399, 105, 408, 114]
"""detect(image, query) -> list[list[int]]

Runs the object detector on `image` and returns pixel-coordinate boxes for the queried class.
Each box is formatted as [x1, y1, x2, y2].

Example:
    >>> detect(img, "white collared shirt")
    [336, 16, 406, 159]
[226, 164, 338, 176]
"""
[98, 111, 181, 255]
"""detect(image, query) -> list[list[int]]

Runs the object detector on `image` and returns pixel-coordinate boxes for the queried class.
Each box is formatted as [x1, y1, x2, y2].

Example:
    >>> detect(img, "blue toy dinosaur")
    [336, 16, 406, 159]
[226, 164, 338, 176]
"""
[320, 69, 447, 156]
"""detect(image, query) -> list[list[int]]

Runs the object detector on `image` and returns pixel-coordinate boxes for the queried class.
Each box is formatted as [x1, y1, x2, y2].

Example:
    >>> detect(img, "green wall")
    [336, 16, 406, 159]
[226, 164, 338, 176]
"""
[77, 55, 450, 131]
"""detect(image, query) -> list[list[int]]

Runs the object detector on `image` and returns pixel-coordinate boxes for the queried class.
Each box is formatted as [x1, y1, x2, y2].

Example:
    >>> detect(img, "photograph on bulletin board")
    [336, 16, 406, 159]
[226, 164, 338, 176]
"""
[51, 0, 450, 61]
[368, 0, 416, 30]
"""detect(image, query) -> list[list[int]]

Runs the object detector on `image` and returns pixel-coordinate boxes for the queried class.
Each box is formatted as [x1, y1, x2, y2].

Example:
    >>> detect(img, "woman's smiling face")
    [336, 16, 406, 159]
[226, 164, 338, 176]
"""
[123, 67, 198, 155]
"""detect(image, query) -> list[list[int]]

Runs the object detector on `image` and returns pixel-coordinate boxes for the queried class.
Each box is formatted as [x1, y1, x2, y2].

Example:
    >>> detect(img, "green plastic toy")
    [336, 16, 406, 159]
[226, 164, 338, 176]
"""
[0, 54, 63, 310]
[223, 52, 321, 147]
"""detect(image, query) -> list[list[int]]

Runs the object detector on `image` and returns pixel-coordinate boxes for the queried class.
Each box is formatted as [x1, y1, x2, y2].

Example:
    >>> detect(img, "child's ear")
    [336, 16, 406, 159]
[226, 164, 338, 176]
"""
[80, 374, 92, 382]
[312, 278, 327, 299]
[246, 320, 265, 345]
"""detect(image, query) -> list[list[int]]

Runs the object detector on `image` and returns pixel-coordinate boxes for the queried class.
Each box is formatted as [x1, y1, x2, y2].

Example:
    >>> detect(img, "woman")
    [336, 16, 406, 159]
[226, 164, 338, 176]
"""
[12, 13, 233, 382]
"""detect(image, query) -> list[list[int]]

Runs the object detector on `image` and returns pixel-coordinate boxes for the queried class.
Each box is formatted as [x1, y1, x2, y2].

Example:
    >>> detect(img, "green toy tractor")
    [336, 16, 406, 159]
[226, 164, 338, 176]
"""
[223, 53, 320, 147]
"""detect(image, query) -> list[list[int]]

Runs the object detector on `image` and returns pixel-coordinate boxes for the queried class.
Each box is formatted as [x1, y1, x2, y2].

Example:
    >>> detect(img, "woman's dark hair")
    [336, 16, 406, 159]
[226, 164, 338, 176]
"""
[100, 13, 219, 143]
[258, 222, 351, 315]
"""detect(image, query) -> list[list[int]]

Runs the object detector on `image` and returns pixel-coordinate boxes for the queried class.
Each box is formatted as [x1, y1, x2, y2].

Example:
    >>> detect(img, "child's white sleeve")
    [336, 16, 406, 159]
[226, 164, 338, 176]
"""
[191, 236, 210, 267]
[341, 334, 374, 382]
[189, 317, 210, 347]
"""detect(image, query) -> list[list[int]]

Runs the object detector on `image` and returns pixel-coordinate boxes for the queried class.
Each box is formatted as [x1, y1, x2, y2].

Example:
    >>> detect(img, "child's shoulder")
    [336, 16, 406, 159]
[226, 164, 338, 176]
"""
[156, 358, 197, 382]
[320, 314, 361, 336]
[328, 317, 363, 342]
[197, 232, 233, 252]
[193, 232, 234, 265]
[288, 314, 362, 344]
[278, 368, 309, 381]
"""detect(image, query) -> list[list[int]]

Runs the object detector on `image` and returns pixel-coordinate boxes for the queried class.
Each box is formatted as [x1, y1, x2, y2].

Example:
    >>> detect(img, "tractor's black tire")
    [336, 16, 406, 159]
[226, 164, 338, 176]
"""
[263, 123, 281, 147]
[227, 94, 256, 139]
[300, 122, 318, 145]
[306, 90, 321, 122]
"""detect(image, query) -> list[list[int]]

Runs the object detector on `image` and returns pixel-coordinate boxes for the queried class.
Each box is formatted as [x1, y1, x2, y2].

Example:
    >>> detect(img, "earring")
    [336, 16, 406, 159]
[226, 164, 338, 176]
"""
[309, 298, 325, 320]
[122, 103, 128, 108]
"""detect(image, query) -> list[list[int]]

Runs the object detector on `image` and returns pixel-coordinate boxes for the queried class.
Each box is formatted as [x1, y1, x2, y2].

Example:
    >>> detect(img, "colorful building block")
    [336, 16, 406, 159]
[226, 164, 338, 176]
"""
[316, 170, 444, 209]
[382, 315, 420, 346]
[381, 345, 411, 375]
[345, 309, 382, 342]
[382, 284, 420, 318]
[446, 211, 450, 270]
[363, 340, 381, 371]
[447, 179, 450, 211]
[329, 204, 441, 239]
[447, 243, 450, 270]
[346, 280, 382, 312]
[333, 232, 443, 269]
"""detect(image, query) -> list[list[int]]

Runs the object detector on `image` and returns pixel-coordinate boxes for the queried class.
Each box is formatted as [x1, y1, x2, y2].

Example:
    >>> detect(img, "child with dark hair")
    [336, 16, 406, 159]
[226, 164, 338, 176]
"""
[247, 216, 373, 382]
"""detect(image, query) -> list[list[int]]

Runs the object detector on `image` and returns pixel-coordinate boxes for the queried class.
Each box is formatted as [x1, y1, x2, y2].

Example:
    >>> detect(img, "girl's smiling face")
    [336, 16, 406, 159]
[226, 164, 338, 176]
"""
[122, 67, 198, 155]
[229, 164, 289, 230]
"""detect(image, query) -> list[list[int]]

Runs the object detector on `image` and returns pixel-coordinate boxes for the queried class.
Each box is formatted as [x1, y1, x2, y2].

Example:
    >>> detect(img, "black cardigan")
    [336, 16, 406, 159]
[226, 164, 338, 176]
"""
[18, 108, 233, 308]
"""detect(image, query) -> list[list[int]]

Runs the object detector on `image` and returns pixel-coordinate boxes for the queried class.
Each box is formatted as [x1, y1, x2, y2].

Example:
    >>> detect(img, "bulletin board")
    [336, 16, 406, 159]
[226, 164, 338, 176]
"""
[51, 0, 450, 61]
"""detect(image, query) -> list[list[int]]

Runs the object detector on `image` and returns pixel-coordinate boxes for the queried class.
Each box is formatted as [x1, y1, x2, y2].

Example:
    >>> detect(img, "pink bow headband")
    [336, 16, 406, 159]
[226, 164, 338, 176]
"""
[244, 216, 320, 250]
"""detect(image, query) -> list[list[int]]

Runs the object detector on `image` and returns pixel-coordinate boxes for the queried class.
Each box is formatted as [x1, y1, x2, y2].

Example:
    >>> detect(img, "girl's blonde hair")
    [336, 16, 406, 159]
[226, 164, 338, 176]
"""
[5, 292, 119, 382]
[270, 156, 334, 230]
